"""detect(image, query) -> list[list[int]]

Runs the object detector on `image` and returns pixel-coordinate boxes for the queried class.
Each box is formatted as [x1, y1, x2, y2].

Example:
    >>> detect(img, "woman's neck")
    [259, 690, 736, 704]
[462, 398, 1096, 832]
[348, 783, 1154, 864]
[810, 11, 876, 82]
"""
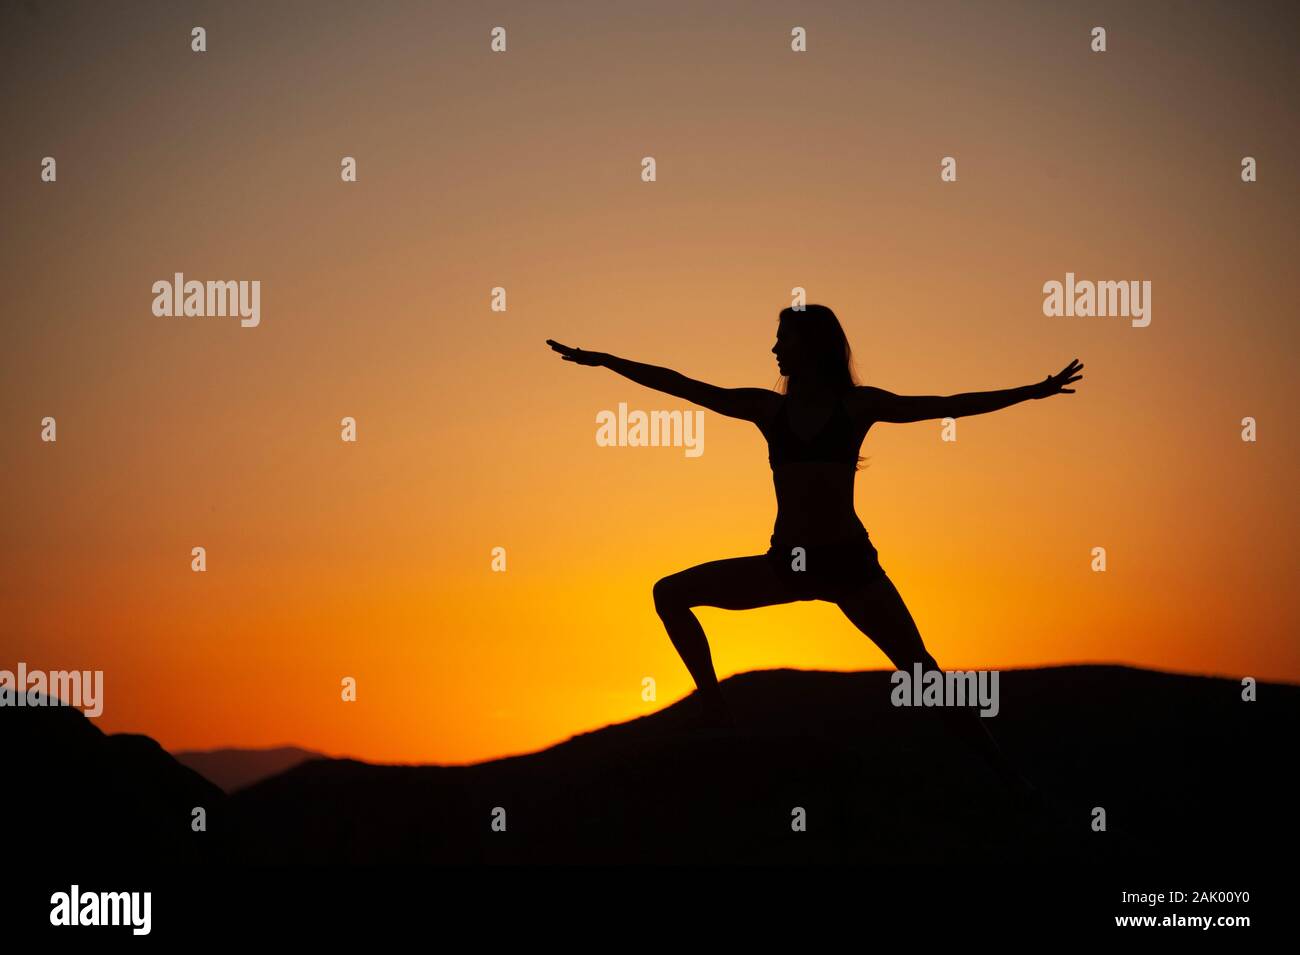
[786, 376, 836, 398]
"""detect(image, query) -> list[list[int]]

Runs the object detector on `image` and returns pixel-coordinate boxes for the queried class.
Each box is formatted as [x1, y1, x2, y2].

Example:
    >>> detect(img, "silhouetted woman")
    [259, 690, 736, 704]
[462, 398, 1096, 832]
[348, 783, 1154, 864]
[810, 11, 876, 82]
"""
[547, 305, 1081, 800]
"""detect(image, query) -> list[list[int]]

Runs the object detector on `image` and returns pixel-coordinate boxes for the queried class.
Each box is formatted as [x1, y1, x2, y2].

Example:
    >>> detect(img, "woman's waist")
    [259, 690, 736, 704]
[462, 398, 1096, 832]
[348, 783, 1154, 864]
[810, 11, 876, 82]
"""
[769, 514, 869, 549]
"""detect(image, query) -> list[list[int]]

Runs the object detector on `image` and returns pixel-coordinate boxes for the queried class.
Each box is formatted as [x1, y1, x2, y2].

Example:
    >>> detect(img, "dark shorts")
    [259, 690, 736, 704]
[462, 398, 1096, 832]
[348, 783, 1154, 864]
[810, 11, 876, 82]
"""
[764, 529, 888, 602]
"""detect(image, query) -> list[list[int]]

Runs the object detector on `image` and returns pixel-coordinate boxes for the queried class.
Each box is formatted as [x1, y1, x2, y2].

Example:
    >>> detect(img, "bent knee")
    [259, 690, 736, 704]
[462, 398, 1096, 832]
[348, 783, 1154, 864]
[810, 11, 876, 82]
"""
[653, 574, 688, 613]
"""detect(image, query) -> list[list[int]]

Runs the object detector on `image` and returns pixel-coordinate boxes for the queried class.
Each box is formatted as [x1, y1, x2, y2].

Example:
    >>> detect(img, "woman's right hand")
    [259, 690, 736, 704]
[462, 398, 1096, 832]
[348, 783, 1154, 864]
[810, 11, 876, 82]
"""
[546, 339, 609, 367]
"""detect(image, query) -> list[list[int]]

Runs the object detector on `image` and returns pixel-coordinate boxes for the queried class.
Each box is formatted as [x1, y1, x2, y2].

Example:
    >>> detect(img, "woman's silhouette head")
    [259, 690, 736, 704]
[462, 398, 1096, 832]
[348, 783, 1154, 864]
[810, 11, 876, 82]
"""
[773, 305, 860, 395]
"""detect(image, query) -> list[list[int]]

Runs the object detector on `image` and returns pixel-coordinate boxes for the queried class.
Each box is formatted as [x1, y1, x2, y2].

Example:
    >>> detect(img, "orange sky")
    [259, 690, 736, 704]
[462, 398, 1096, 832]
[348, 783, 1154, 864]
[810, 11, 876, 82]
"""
[2, 1, 1297, 763]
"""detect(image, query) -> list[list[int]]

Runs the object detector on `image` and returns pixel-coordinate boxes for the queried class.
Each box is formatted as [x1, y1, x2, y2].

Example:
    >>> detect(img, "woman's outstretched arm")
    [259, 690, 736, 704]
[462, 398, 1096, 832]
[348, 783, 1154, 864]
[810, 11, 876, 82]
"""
[546, 340, 778, 422]
[854, 359, 1083, 423]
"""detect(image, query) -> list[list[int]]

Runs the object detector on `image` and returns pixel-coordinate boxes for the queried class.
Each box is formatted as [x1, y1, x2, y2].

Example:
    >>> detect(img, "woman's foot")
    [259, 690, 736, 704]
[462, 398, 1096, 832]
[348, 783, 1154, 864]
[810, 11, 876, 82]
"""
[694, 692, 738, 732]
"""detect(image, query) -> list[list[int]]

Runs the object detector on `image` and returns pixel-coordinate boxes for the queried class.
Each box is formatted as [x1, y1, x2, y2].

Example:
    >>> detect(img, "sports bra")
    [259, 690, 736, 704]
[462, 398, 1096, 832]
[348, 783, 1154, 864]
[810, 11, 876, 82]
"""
[758, 394, 867, 468]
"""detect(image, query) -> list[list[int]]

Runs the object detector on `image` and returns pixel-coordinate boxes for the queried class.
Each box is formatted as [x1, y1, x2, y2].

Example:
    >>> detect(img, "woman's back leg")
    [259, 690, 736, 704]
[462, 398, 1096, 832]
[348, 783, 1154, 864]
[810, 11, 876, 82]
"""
[835, 575, 1038, 800]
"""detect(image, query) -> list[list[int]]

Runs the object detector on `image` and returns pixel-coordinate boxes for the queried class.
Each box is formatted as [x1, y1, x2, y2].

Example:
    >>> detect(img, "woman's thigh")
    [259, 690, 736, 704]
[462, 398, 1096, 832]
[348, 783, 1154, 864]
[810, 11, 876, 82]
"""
[834, 574, 937, 670]
[655, 555, 800, 611]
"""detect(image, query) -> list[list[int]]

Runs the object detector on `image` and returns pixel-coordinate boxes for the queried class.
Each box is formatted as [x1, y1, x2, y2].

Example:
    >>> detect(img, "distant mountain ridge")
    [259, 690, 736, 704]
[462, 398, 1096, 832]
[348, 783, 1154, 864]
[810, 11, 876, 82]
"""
[173, 746, 328, 793]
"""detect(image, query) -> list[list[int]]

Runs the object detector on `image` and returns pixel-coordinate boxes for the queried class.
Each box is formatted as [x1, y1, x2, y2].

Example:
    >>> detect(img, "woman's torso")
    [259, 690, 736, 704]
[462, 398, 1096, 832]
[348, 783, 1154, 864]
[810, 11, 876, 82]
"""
[757, 391, 872, 546]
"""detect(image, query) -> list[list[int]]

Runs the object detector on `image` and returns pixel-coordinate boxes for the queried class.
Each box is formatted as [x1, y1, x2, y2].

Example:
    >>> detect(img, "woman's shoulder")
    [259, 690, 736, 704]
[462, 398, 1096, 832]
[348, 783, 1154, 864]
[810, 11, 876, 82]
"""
[752, 390, 786, 428]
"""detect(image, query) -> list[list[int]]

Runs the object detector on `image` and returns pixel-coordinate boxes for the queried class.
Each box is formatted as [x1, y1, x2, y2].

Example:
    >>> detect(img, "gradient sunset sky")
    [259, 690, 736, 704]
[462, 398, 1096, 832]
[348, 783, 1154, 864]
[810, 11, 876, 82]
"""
[2, 0, 1297, 764]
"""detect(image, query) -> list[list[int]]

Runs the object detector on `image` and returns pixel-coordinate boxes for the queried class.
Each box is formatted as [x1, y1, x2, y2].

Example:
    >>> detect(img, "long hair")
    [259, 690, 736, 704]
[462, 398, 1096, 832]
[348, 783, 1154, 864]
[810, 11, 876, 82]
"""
[773, 305, 869, 470]
[774, 304, 860, 396]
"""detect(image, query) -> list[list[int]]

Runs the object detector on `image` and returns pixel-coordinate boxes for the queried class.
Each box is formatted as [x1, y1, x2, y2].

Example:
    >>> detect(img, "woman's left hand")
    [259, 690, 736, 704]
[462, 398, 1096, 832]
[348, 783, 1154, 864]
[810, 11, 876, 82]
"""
[1033, 359, 1084, 398]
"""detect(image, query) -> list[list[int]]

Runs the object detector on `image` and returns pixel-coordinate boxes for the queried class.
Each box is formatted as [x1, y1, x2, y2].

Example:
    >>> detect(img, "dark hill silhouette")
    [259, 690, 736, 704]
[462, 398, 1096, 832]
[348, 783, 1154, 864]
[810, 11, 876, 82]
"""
[7, 666, 1295, 865]
[227, 665, 1297, 864]
[6, 692, 224, 864]
[173, 745, 327, 793]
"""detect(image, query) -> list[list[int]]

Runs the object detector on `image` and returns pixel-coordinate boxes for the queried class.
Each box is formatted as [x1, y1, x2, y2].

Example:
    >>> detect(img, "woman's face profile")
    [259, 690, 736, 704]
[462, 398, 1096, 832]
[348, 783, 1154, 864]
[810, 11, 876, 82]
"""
[772, 321, 807, 377]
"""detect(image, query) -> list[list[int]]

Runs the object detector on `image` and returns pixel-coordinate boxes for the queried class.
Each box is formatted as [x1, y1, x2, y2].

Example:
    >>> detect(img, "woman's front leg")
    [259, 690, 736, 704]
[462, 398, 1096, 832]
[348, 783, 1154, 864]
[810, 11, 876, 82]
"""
[652, 555, 796, 720]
